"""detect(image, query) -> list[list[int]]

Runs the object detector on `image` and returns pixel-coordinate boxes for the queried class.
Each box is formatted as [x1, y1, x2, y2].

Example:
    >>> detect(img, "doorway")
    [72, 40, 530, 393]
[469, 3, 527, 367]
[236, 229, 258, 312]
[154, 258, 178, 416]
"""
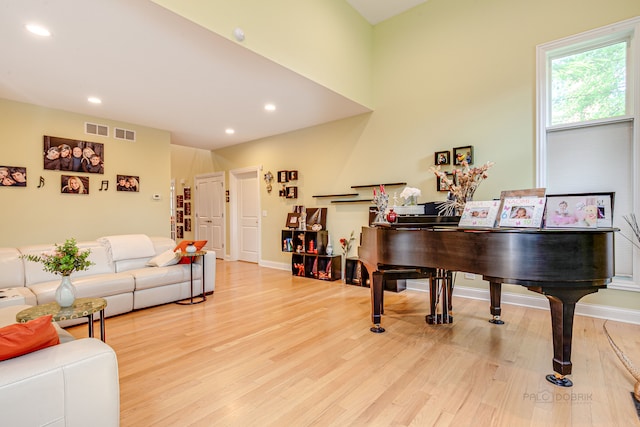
[195, 173, 225, 258]
[229, 167, 260, 263]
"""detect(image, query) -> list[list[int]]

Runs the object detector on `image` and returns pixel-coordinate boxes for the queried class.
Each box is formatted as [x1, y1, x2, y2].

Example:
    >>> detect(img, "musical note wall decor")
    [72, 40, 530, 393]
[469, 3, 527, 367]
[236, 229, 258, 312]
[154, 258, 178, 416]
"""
[38, 176, 45, 188]
[99, 180, 109, 191]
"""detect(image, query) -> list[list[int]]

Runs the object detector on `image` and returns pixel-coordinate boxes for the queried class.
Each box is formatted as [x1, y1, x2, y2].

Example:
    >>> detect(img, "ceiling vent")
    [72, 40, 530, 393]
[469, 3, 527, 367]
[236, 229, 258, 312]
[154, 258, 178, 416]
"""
[85, 122, 109, 137]
[114, 127, 136, 142]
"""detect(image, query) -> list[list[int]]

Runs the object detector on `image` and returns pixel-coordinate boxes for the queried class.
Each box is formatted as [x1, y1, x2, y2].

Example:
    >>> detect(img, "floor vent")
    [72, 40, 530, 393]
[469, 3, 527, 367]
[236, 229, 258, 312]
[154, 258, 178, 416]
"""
[114, 127, 136, 141]
[85, 122, 109, 137]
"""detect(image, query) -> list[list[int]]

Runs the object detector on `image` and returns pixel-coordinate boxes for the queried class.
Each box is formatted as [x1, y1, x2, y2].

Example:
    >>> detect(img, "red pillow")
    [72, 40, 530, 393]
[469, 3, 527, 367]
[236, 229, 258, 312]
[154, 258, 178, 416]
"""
[0, 315, 60, 361]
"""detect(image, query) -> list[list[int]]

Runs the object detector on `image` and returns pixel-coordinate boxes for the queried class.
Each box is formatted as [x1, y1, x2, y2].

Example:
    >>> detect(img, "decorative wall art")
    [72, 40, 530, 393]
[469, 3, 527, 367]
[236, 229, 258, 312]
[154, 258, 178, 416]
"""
[43, 136, 104, 174]
[306, 208, 327, 231]
[286, 212, 301, 229]
[0, 165, 27, 187]
[437, 173, 454, 191]
[177, 210, 184, 224]
[277, 171, 289, 183]
[177, 195, 184, 208]
[61, 175, 89, 194]
[184, 186, 191, 200]
[176, 225, 184, 239]
[453, 145, 473, 165]
[435, 151, 450, 165]
[544, 192, 614, 228]
[184, 218, 192, 232]
[116, 175, 139, 192]
[288, 170, 298, 181]
[184, 202, 191, 216]
[286, 186, 298, 199]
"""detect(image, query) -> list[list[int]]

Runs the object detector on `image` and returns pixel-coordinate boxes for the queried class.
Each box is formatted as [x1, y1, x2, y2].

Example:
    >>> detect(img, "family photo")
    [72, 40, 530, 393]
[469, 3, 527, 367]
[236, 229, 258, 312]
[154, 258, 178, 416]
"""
[43, 135, 104, 174]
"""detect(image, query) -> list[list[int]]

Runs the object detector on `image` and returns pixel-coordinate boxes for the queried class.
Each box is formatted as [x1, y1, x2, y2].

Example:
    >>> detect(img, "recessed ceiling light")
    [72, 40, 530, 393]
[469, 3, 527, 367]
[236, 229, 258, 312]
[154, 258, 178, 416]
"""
[25, 24, 51, 37]
[87, 97, 102, 104]
[225, 128, 235, 135]
[264, 103, 276, 112]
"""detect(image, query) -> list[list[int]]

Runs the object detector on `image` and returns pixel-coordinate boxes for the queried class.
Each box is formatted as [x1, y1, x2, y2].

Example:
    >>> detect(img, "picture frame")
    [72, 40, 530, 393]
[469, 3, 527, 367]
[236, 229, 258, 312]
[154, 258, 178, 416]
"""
[184, 202, 191, 216]
[0, 165, 27, 187]
[183, 186, 191, 200]
[286, 186, 298, 199]
[544, 192, 614, 228]
[44, 135, 104, 174]
[434, 150, 450, 165]
[116, 175, 139, 192]
[61, 175, 90, 195]
[286, 212, 301, 229]
[498, 196, 546, 228]
[278, 171, 289, 183]
[453, 145, 473, 165]
[288, 170, 298, 181]
[306, 207, 327, 231]
[458, 200, 501, 228]
[437, 172, 454, 192]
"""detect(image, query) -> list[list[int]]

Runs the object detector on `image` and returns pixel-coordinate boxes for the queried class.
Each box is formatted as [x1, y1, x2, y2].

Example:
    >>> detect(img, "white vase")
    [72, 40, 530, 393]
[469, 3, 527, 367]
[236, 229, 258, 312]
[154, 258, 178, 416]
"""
[55, 275, 77, 307]
[186, 243, 197, 253]
[326, 235, 333, 256]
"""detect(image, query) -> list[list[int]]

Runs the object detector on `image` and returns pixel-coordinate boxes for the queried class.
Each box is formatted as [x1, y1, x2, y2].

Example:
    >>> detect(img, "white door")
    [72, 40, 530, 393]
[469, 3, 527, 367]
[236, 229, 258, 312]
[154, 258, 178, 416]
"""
[230, 168, 260, 263]
[195, 173, 225, 258]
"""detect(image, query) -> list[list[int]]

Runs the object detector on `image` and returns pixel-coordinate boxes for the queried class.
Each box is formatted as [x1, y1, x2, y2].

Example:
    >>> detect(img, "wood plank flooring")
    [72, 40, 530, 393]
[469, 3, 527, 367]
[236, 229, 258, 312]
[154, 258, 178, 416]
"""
[67, 260, 640, 426]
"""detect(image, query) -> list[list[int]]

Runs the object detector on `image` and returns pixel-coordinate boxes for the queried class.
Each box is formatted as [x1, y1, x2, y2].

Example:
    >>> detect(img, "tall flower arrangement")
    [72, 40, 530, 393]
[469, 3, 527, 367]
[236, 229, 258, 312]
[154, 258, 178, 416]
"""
[339, 231, 355, 257]
[430, 160, 495, 216]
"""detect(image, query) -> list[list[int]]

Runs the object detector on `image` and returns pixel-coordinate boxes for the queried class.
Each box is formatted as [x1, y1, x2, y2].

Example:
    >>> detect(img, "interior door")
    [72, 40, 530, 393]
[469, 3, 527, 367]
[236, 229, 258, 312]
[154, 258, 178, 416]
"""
[237, 170, 259, 263]
[195, 173, 224, 258]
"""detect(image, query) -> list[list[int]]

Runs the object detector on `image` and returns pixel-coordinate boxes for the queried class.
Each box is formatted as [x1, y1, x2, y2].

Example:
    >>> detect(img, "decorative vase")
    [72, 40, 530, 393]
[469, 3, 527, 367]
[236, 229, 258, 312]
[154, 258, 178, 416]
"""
[55, 275, 76, 307]
[326, 236, 333, 256]
[386, 208, 397, 223]
[186, 243, 197, 253]
[406, 195, 418, 206]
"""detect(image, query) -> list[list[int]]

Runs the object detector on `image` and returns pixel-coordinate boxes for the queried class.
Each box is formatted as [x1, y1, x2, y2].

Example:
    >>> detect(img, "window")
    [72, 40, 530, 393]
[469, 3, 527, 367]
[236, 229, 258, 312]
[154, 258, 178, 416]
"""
[537, 17, 640, 291]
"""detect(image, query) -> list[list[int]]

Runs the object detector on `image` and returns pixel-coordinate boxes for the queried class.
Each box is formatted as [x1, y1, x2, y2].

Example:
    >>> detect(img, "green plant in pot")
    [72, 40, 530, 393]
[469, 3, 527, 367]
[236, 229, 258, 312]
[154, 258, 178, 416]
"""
[22, 238, 93, 307]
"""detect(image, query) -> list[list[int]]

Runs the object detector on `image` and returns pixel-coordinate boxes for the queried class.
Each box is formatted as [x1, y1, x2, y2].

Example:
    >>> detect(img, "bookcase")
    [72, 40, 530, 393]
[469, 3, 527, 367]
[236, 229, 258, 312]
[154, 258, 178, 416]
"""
[282, 229, 341, 281]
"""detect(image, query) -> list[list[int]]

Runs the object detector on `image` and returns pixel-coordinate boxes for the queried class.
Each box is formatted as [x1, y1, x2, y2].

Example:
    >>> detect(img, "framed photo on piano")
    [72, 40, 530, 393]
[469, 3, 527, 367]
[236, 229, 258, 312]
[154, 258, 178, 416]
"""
[498, 196, 546, 228]
[544, 192, 614, 228]
[458, 200, 501, 228]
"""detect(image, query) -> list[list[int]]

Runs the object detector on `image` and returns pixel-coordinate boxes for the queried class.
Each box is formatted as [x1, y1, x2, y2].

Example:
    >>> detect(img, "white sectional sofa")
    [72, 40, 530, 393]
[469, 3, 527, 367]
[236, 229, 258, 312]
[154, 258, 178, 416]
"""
[0, 234, 216, 321]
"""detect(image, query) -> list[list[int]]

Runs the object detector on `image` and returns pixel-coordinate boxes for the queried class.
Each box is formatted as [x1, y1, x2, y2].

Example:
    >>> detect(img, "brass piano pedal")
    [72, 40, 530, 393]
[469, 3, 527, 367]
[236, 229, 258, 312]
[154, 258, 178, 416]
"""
[545, 373, 573, 387]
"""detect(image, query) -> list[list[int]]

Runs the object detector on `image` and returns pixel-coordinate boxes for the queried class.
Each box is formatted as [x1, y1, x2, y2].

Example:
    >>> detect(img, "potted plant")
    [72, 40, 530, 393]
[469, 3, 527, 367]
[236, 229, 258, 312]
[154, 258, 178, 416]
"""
[22, 238, 93, 307]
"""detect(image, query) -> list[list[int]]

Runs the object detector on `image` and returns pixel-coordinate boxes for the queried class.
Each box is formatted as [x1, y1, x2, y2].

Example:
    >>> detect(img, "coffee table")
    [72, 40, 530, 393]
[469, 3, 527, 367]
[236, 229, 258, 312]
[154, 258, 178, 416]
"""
[16, 297, 107, 342]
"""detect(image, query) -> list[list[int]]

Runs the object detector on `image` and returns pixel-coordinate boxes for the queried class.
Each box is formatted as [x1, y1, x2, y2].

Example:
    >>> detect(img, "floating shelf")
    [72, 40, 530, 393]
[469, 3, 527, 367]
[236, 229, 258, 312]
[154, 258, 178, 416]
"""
[331, 199, 374, 204]
[351, 182, 407, 189]
[312, 193, 359, 198]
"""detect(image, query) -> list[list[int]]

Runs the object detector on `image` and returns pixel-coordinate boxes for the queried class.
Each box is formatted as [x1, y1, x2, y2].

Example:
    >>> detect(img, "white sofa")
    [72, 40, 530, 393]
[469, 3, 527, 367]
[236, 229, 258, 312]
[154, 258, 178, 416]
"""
[0, 234, 216, 322]
[0, 305, 120, 427]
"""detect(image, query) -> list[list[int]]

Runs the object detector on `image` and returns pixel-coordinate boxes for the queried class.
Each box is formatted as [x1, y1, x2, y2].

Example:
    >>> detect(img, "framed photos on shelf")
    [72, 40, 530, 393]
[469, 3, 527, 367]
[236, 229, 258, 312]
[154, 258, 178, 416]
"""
[498, 196, 546, 228]
[286, 213, 301, 229]
[544, 192, 614, 228]
[435, 151, 450, 165]
[453, 146, 473, 165]
[437, 172, 454, 192]
[458, 200, 501, 228]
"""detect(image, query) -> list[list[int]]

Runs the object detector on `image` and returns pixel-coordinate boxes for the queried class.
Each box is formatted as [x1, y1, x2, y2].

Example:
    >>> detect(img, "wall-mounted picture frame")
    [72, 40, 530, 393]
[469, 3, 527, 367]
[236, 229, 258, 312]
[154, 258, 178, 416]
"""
[184, 202, 191, 216]
[44, 135, 104, 174]
[177, 210, 184, 224]
[453, 145, 473, 165]
[116, 175, 139, 192]
[0, 165, 27, 187]
[177, 195, 184, 208]
[176, 225, 184, 239]
[61, 175, 89, 194]
[278, 171, 289, 183]
[434, 151, 450, 165]
[286, 212, 301, 229]
[184, 218, 192, 232]
[544, 192, 614, 228]
[437, 173, 454, 192]
[288, 170, 298, 181]
[183, 186, 191, 200]
[286, 186, 298, 199]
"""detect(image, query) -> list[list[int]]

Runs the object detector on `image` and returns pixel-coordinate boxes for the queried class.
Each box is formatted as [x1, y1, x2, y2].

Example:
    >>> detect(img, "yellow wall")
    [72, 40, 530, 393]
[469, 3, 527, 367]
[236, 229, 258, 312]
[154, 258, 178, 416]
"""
[0, 99, 172, 247]
[152, 0, 374, 108]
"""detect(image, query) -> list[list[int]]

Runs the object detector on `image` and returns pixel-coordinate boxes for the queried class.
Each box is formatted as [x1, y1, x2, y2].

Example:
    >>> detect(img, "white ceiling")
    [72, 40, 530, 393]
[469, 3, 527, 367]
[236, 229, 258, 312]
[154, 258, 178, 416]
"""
[0, 1, 425, 151]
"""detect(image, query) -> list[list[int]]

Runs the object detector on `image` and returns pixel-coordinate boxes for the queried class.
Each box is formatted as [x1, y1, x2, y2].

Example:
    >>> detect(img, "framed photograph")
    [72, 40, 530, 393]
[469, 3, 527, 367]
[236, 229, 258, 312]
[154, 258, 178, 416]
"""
[286, 186, 298, 199]
[184, 186, 191, 200]
[44, 135, 104, 174]
[0, 165, 27, 187]
[61, 175, 89, 194]
[176, 225, 184, 239]
[184, 202, 191, 216]
[453, 145, 473, 165]
[184, 218, 192, 232]
[459, 200, 501, 228]
[544, 192, 614, 228]
[116, 175, 139, 192]
[498, 197, 546, 228]
[434, 151, 450, 165]
[278, 171, 289, 183]
[177, 195, 184, 208]
[288, 170, 298, 181]
[286, 212, 301, 229]
[177, 210, 184, 224]
[437, 173, 454, 192]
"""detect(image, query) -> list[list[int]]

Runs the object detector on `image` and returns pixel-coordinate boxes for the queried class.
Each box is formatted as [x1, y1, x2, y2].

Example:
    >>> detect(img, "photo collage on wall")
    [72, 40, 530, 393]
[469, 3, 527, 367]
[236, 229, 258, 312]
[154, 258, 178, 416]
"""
[176, 187, 191, 239]
[0, 165, 27, 187]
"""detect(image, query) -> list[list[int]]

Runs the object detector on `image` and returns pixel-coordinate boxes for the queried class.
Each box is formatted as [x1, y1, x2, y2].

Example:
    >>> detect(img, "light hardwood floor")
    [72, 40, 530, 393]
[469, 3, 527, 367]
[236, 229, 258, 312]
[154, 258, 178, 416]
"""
[68, 260, 640, 426]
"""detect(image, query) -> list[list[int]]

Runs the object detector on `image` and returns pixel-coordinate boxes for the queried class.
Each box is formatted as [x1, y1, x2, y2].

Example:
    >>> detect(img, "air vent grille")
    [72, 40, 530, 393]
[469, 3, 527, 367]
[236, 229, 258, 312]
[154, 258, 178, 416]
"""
[114, 127, 136, 141]
[85, 122, 109, 137]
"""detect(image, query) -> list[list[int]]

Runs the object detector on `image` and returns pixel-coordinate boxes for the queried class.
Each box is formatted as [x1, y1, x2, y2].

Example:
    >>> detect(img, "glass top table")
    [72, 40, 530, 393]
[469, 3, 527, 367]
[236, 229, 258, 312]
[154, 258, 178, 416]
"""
[16, 297, 107, 342]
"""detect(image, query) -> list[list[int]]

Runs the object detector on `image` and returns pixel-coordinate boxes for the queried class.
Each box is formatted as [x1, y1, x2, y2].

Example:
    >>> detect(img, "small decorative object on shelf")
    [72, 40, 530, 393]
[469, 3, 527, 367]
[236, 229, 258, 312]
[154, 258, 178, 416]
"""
[372, 185, 389, 223]
[399, 186, 421, 206]
[430, 160, 495, 216]
[21, 238, 93, 307]
[326, 235, 333, 255]
[386, 209, 397, 223]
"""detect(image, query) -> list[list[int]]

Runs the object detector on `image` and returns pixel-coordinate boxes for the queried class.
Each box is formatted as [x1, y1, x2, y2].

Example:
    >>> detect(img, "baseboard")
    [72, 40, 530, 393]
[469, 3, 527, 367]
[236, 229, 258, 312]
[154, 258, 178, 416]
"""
[259, 260, 289, 271]
[406, 279, 640, 325]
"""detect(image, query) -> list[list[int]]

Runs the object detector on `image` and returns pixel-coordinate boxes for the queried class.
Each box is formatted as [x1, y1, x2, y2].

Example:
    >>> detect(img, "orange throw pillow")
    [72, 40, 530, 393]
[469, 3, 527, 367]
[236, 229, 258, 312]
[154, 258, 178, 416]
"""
[0, 315, 60, 361]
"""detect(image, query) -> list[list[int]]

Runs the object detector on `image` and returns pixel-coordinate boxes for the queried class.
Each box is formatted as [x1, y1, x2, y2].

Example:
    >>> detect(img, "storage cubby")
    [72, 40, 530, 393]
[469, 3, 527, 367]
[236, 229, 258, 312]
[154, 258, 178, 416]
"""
[283, 229, 340, 281]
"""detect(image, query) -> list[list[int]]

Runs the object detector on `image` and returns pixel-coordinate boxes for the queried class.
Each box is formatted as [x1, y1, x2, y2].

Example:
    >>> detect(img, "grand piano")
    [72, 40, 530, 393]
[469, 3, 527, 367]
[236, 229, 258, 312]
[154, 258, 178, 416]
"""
[358, 225, 615, 386]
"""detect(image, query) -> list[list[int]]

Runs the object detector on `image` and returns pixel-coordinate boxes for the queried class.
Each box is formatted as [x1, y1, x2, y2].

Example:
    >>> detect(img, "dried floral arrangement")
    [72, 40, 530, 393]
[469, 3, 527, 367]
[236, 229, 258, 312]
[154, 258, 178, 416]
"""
[430, 160, 495, 216]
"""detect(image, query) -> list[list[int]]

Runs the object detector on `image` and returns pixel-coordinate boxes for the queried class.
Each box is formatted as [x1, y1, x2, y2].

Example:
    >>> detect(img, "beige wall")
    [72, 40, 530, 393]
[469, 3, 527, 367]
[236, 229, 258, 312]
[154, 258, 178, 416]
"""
[0, 99, 172, 247]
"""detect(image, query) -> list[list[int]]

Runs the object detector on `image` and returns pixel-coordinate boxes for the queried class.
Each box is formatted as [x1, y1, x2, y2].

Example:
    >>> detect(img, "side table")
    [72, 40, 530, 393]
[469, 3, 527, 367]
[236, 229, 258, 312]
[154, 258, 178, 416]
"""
[16, 297, 107, 342]
[176, 250, 206, 305]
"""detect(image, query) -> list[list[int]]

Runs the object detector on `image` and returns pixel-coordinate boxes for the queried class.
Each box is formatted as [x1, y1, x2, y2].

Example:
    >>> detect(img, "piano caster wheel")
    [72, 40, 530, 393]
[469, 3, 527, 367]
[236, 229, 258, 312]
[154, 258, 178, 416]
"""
[370, 324, 385, 333]
[545, 373, 573, 387]
[489, 316, 504, 325]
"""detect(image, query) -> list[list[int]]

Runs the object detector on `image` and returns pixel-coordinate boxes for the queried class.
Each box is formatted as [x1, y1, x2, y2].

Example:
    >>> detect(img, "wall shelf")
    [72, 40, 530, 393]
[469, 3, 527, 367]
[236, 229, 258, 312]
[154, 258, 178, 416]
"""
[351, 182, 407, 189]
[331, 199, 374, 204]
[312, 193, 359, 198]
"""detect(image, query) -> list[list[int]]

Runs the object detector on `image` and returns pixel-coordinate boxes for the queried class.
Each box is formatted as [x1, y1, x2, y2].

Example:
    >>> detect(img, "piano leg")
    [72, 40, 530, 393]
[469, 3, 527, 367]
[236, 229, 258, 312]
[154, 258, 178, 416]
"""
[370, 271, 385, 333]
[426, 269, 453, 324]
[488, 282, 504, 325]
[530, 286, 602, 387]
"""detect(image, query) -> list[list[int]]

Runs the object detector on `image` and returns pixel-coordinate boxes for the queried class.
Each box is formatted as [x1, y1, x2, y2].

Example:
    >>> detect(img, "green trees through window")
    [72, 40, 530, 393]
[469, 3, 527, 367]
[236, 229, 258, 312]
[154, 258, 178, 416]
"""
[551, 41, 627, 125]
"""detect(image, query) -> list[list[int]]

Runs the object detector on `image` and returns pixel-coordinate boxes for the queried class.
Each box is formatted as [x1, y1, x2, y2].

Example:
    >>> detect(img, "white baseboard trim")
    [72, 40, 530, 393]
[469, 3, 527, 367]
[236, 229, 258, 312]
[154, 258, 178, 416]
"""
[406, 279, 640, 325]
[259, 260, 289, 271]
